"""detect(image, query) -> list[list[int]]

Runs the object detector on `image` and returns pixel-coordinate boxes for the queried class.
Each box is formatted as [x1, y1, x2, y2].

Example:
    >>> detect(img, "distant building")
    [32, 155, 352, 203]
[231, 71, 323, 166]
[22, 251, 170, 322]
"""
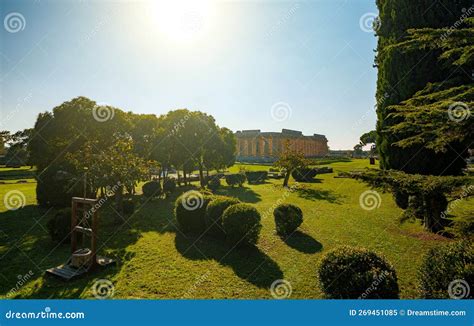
[235, 129, 328, 162]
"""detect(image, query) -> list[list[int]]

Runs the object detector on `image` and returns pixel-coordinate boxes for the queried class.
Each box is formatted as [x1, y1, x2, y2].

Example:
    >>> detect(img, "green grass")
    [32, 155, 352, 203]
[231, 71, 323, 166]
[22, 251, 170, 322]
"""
[0, 159, 471, 299]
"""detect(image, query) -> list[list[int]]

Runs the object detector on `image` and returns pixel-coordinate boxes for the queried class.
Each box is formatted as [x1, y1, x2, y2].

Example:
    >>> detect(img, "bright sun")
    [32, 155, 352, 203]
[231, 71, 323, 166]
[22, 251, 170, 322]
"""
[150, 0, 215, 44]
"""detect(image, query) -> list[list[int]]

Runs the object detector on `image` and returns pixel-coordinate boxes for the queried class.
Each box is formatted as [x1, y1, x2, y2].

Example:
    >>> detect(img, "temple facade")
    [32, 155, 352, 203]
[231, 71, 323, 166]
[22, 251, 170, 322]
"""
[235, 129, 328, 162]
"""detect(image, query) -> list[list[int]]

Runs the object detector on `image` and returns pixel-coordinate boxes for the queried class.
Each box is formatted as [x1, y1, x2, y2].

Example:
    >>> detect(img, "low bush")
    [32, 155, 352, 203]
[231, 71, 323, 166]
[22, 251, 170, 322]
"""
[318, 246, 400, 299]
[222, 203, 262, 247]
[314, 166, 333, 174]
[163, 178, 177, 194]
[123, 199, 135, 215]
[175, 191, 213, 234]
[418, 241, 473, 299]
[245, 171, 268, 184]
[292, 167, 317, 182]
[142, 181, 162, 198]
[273, 204, 303, 236]
[46, 208, 73, 244]
[205, 196, 240, 237]
[207, 177, 221, 192]
[225, 173, 246, 187]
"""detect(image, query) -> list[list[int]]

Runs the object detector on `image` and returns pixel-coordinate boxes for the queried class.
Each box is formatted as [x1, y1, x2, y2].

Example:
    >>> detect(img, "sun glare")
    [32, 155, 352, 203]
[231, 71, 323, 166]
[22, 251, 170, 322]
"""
[150, 0, 216, 44]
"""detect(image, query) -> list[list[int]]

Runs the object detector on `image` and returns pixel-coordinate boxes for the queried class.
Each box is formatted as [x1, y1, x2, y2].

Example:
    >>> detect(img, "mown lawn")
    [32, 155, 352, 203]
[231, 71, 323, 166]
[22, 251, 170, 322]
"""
[0, 160, 471, 299]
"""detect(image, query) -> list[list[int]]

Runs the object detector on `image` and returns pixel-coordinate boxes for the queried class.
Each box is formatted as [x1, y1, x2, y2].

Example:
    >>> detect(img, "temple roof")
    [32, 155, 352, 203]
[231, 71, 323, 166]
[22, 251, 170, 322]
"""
[235, 129, 327, 141]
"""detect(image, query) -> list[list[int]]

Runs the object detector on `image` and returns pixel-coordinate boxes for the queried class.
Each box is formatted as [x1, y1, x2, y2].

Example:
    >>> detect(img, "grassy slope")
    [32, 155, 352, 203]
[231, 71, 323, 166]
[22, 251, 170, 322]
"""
[0, 160, 471, 299]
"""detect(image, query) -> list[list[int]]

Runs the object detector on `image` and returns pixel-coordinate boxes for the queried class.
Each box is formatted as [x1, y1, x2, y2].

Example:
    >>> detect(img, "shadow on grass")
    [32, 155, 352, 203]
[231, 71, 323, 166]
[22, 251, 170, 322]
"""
[295, 187, 343, 204]
[215, 186, 262, 203]
[174, 233, 283, 289]
[281, 231, 322, 254]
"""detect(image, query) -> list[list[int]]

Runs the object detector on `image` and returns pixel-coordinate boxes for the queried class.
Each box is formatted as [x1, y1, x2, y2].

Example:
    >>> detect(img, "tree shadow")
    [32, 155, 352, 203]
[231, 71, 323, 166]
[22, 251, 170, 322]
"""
[174, 233, 283, 289]
[295, 187, 343, 204]
[281, 231, 323, 254]
[215, 186, 262, 203]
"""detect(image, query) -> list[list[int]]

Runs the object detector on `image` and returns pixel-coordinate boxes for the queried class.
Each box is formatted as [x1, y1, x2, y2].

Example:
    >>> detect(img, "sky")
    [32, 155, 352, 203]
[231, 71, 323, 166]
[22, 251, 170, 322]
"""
[0, 0, 379, 150]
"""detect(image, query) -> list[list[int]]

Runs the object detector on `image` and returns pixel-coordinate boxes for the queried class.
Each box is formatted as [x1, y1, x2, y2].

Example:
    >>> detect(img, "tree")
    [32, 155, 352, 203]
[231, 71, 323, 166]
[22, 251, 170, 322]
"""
[375, 0, 472, 175]
[275, 141, 308, 187]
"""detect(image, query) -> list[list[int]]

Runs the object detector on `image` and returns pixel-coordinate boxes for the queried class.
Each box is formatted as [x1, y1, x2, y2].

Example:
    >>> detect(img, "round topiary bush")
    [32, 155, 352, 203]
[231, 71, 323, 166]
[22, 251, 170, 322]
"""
[222, 203, 262, 247]
[207, 177, 221, 192]
[163, 178, 177, 194]
[273, 203, 303, 236]
[318, 246, 400, 299]
[175, 191, 213, 234]
[123, 199, 135, 215]
[142, 181, 162, 198]
[46, 208, 73, 244]
[205, 196, 240, 237]
[225, 174, 246, 187]
[418, 241, 473, 299]
[291, 167, 317, 182]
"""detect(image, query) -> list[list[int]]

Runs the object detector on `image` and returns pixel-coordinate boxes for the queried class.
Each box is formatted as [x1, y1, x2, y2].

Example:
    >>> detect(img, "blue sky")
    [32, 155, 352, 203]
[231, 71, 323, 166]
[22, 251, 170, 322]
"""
[1, 0, 379, 149]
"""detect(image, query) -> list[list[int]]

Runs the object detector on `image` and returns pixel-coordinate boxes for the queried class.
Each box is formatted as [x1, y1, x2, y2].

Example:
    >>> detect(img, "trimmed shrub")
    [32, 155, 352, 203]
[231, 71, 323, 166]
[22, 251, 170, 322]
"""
[273, 204, 303, 236]
[123, 199, 135, 215]
[222, 203, 262, 247]
[205, 196, 241, 237]
[318, 246, 400, 299]
[292, 167, 317, 182]
[207, 177, 221, 192]
[245, 171, 268, 184]
[142, 181, 162, 198]
[418, 241, 473, 299]
[393, 189, 409, 209]
[47, 208, 73, 244]
[175, 191, 213, 234]
[163, 178, 177, 194]
[225, 173, 246, 187]
[36, 163, 83, 207]
[314, 166, 333, 174]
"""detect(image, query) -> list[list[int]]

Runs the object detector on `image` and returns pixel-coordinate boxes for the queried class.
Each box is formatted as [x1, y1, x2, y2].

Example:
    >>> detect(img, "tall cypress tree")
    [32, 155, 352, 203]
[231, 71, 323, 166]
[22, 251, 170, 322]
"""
[375, 0, 472, 175]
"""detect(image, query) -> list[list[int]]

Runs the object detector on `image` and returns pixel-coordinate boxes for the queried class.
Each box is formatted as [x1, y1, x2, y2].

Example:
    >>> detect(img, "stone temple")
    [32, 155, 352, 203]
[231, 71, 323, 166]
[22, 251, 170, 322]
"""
[235, 129, 329, 162]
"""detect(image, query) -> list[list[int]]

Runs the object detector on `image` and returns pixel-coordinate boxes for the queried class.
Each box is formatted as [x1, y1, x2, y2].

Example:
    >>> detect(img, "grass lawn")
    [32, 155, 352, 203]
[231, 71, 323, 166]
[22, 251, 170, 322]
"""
[0, 159, 471, 299]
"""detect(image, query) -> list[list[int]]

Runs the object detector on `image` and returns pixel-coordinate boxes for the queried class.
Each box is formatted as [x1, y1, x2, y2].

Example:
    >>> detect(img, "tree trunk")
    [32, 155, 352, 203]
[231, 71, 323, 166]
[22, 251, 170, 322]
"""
[283, 171, 290, 187]
[199, 164, 205, 188]
[423, 194, 448, 233]
[115, 184, 124, 223]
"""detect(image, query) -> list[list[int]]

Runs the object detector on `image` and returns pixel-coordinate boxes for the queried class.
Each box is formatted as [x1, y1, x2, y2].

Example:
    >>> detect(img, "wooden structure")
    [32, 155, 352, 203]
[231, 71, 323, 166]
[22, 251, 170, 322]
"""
[46, 197, 114, 280]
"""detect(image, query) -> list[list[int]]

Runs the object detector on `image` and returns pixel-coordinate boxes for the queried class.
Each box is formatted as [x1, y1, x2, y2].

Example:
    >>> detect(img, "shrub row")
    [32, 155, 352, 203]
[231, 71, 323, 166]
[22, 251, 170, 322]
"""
[175, 192, 262, 247]
[245, 171, 268, 184]
[225, 173, 246, 187]
[291, 167, 317, 182]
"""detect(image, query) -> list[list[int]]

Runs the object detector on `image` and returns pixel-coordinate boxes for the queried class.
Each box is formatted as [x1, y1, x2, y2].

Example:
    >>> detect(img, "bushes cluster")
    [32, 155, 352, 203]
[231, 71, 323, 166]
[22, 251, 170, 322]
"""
[418, 241, 473, 299]
[47, 208, 73, 244]
[205, 196, 240, 237]
[36, 164, 84, 207]
[142, 181, 162, 198]
[225, 173, 246, 187]
[318, 246, 400, 299]
[291, 167, 317, 182]
[163, 178, 176, 194]
[222, 203, 262, 247]
[207, 176, 221, 192]
[175, 191, 213, 234]
[273, 204, 303, 236]
[245, 171, 268, 184]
